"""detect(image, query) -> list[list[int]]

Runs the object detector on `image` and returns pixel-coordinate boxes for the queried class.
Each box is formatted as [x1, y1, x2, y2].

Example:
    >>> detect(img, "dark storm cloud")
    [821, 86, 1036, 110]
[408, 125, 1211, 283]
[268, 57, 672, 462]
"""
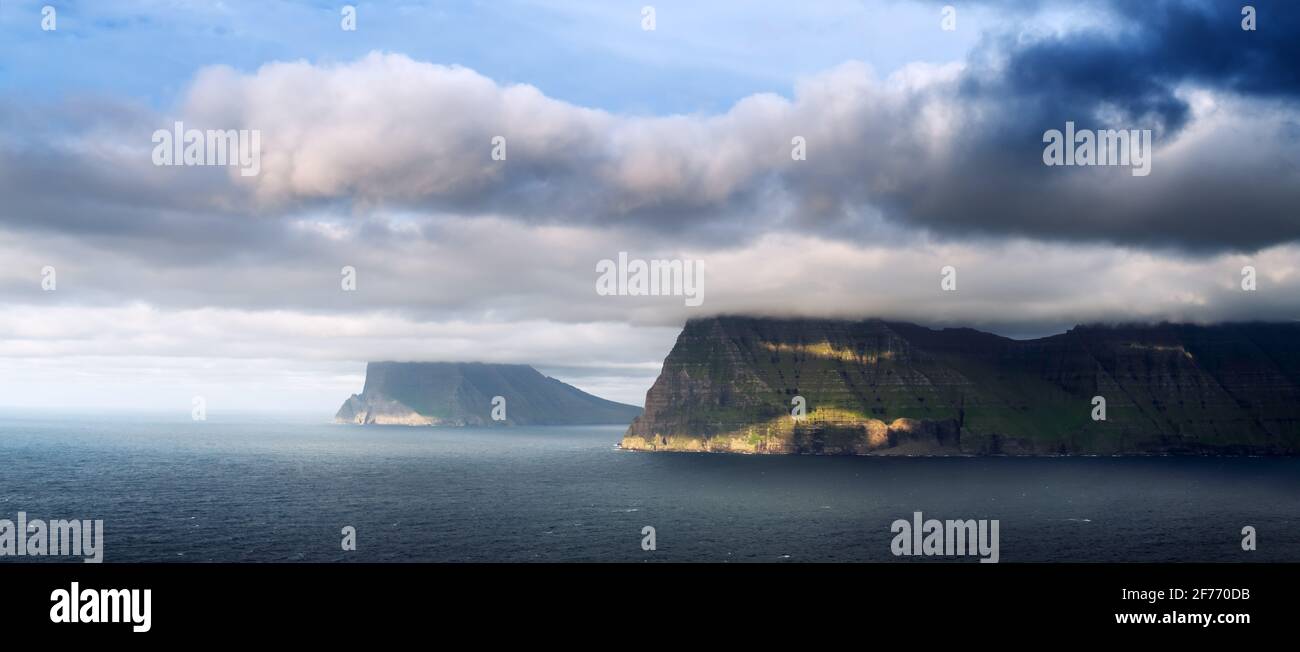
[843, 0, 1300, 253]
[2, 0, 1299, 273]
[1112, 0, 1300, 99]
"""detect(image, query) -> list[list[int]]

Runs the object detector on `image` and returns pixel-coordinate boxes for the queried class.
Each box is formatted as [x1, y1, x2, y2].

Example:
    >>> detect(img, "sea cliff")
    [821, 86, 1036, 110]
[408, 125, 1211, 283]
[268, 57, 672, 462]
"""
[622, 317, 1300, 455]
[337, 361, 642, 426]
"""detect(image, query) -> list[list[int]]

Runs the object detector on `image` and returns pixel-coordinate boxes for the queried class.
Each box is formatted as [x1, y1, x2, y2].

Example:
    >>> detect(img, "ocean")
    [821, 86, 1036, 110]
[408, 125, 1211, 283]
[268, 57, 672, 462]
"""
[1, 412, 1297, 562]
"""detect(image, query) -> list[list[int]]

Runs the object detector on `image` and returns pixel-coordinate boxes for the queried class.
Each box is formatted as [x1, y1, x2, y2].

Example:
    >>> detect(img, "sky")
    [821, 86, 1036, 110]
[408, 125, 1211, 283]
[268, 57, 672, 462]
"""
[1, 0, 1298, 413]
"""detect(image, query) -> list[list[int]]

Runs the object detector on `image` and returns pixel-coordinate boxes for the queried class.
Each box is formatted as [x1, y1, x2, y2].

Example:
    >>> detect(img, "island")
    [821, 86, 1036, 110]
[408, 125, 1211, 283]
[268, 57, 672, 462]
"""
[336, 361, 642, 426]
[622, 316, 1300, 455]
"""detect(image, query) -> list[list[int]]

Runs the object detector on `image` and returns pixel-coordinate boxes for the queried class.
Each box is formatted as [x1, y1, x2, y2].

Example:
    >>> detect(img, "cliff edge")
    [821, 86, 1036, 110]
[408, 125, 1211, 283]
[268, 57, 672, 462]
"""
[622, 317, 1300, 455]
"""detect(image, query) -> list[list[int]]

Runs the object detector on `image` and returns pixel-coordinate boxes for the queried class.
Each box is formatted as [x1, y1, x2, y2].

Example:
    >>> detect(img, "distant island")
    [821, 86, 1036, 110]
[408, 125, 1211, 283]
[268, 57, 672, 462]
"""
[336, 362, 642, 426]
[622, 316, 1300, 456]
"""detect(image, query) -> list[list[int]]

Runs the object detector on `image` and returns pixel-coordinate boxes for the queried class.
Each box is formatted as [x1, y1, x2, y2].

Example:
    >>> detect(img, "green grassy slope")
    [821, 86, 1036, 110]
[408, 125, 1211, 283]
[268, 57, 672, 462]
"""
[624, 317, 1300, 455]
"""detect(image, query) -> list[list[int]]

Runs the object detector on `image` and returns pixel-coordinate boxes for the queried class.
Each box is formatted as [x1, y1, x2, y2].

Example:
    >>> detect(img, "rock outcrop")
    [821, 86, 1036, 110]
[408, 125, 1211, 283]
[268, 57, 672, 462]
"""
[337, 362, 642, 426]
[622, 317, 1300, 455]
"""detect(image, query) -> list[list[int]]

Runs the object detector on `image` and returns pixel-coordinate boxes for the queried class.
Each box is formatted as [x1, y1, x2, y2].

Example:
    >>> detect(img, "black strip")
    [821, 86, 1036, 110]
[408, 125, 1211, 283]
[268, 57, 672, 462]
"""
[0, 562, 1289, 639]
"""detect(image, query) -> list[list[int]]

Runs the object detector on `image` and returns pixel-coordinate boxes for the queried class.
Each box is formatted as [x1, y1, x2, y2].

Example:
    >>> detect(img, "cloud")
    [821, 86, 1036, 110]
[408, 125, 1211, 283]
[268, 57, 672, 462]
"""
[7, 219, 1299, 410]
[0, 303, 680, 409]
[909, 0, 1300, 251]
[153, 12, 1299, 251]
[3, 0, 1299, 411]
[7, 1, 1300, 259]
[8, 217, 1300, 338]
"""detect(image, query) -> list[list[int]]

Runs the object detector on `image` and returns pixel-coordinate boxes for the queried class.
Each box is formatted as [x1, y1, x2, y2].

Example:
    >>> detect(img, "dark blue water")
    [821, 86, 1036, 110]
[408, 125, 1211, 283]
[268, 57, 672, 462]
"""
[1, 413, 1296, 562]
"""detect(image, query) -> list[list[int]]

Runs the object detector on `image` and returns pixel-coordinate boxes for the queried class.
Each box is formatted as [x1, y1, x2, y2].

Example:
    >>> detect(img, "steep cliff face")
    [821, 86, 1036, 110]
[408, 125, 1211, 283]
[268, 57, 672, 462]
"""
[337, 362, 642, 426]
[622, 317, 1300, 455]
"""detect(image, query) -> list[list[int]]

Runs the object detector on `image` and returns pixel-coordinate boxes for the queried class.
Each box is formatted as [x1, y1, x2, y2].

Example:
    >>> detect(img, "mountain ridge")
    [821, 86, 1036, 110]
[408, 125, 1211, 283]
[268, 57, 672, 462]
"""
[622, 316, 1300, 455]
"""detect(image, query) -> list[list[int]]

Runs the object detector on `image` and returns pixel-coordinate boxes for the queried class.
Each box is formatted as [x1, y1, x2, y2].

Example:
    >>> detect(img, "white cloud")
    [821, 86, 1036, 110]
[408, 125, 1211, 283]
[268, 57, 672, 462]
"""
[5, 222, 1299, 411]
[4, 47, 1300, 414]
